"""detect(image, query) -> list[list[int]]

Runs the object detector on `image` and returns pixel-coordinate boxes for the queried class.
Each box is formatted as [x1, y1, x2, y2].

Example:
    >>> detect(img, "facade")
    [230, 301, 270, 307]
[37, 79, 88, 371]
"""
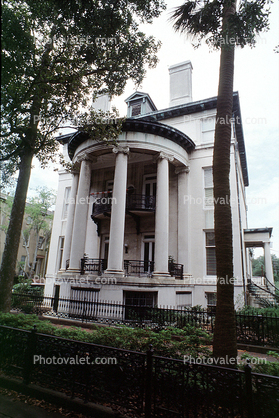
[45, 61, 274, 309]
[0, 193, 51, 281]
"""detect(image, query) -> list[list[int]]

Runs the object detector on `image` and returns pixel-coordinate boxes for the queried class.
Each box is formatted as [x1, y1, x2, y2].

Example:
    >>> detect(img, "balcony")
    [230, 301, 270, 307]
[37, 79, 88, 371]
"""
[124, 260, 154, 277]
[80, 258, 183, 279]
[91, 193, 156, 219]
[91, 192, 156, 235]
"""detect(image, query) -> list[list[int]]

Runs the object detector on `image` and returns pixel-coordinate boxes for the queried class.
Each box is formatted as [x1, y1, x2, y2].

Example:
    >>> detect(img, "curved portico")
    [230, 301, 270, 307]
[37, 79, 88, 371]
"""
[61, 119, 194, 278]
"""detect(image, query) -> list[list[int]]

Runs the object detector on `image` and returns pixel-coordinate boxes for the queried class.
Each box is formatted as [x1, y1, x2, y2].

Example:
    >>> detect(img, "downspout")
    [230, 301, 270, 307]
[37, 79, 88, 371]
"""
[234, 141, 247, 305]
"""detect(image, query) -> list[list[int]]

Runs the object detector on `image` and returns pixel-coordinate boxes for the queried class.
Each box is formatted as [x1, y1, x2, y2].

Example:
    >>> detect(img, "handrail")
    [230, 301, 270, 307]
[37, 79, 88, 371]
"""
[249, 279, 279, 301]
[265, 276, 279, 293]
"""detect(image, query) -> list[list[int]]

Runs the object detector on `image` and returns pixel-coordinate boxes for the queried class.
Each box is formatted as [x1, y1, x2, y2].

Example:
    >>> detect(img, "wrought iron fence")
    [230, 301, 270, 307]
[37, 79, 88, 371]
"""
[10, 293, 279, 346]
[0, 325, 278, 418]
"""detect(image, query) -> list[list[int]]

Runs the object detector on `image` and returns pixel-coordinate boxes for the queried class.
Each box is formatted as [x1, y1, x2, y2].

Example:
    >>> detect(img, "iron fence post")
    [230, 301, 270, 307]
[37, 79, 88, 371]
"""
[145, 344, 153, 418]
[245, 359, 254, 418]
[23, 325, 37, 385]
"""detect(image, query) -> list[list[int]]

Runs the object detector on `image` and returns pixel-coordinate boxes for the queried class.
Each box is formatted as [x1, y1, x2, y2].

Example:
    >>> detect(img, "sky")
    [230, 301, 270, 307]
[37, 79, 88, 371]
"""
[25, 0, 279, 257]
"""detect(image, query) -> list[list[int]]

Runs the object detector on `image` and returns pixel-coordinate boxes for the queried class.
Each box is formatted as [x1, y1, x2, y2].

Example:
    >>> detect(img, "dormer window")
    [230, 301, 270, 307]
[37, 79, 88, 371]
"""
[131, 101, 142, 116]
[125, 92, 157, 117]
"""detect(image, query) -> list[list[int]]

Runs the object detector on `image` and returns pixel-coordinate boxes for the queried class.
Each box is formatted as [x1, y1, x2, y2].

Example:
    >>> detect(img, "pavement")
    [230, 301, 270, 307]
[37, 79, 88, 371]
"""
[0, 393, 69, 418]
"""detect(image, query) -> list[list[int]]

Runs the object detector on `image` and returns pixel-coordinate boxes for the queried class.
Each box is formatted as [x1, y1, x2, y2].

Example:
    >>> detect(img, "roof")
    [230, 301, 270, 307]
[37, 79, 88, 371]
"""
[244, 228, 273, 237]
[55, 92, 248, 187]
[124, 91, 157, 111]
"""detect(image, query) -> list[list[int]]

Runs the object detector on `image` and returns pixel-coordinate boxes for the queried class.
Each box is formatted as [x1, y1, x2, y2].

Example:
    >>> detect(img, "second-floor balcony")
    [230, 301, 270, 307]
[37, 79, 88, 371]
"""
[79, 257, 183, 279]
[92, 193, 156, 219]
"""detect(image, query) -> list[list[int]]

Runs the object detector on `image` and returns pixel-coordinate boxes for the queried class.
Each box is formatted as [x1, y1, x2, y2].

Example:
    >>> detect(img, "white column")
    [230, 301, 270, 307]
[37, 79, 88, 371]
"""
[68, 158, 92, 272]
[176, 166, 190, 274]
[61, 173, 79, 271]
[264, 241, 274, 284]
[106, 146, 129, 275]
[153, 152, 174, 277]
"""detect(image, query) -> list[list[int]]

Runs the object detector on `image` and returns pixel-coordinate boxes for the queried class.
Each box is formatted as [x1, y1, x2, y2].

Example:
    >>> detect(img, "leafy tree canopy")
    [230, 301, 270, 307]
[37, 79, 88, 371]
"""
[1, 0, 166, 177]
[171, 0, 271, 49]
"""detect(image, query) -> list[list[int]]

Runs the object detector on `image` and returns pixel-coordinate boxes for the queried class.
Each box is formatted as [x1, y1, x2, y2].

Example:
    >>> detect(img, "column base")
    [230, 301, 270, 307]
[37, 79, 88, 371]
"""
[104, 269, 125, 278]
[152, 271, 171, 278]
[65, 268, 81, 274]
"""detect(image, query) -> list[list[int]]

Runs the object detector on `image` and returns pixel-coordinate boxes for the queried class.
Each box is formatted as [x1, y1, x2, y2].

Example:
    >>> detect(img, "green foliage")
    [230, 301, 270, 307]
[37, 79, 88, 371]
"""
[252, 254, 279, 283]
[0, 313, 212, 359]
[237, 305, 279, 316]
[240, 352, 279, 377]
[0, 194, 14, 234]
[1, 0, 166, 175]
[170, 0, 271, 50]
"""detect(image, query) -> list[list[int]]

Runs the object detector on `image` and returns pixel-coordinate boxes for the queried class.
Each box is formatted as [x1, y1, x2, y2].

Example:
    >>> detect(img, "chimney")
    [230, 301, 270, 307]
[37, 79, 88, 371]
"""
[169, 61, 193, 107]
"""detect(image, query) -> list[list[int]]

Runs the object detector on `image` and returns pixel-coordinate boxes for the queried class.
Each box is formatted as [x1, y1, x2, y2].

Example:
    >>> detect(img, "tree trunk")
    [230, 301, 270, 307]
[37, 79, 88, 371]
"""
[212, 1, 237, 365]
[0, 151, 33, 312]
[32, 230, 40, 273]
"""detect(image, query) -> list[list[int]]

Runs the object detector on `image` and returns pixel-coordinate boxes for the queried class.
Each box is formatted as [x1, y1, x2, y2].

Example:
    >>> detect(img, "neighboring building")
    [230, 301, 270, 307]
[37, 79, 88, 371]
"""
[45, 61, 274, 309]
[0, 194, 52, 282]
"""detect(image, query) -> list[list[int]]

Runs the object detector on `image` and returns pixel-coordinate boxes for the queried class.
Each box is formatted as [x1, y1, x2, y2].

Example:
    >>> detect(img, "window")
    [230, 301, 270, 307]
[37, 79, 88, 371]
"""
[205, 231, 216, 275]
[143, 175, 157, 197]
[35, 258, 43, 275]
[202, 117, 215, 143]
[176, 292, 192, 308]
[204, 167, 214, 208]
[38, 236, 44, 250]
[124, 291, 157, 307]
[206, 292, 217, 307]
[131, 102, 142, 116]
[62, 187, 71, 219]
[19, 255, 26, 273]
[57, 236, 64, 271]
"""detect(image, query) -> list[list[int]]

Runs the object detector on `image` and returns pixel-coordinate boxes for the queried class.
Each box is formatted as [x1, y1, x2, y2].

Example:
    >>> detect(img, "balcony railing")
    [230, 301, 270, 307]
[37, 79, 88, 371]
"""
[126, 194, 156, 211]
[124, 260, 155, 277]
[79, 258, 183, 279]
[80, 258, 107, 275]
[92, 193, 156, 218]
[168, 262, 184, 279]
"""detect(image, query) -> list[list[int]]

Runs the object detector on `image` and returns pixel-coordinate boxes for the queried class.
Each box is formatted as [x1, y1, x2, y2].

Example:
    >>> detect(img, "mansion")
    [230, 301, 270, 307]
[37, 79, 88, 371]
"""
[44, 61, 274, 309]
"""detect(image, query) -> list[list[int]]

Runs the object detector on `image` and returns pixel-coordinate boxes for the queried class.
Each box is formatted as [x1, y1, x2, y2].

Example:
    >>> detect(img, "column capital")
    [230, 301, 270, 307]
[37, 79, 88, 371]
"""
[175, 165, 190, 175]
[76, 151, 97, 164]
[155, 151, 174, 163]
[112, 146, 129, 155]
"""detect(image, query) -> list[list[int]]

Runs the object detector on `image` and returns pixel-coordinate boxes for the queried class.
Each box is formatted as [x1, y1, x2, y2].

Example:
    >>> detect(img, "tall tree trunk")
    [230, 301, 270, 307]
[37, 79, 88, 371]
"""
[0, 151, 33, 312]
[32, 230, 40, 273]
[212, 1, 237, 365]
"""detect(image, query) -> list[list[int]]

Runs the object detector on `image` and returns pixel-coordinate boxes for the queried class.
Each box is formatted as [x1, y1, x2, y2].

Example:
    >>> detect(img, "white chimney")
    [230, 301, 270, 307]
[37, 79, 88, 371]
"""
[169, 61, 193, 107]
[92, 94, 111, 112]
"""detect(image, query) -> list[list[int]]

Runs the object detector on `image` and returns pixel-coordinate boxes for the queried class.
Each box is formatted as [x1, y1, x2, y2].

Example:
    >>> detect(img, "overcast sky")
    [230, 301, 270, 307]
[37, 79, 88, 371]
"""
[26, 0, 279, 257]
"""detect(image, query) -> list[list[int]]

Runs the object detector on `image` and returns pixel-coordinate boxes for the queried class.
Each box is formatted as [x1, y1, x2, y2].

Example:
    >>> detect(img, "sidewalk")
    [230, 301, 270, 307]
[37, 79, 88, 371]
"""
[0, 393, 71, 418]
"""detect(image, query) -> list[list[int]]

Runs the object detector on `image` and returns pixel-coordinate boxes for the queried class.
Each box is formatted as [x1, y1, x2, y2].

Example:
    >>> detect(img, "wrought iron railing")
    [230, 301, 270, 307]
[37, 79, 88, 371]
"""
[10, 293, 279, 346]
[248, 279, 279, 306]
[124, 259, 155, 276]
[92, 193, 156, 218]
[80, 258, 183, 279]
[1, 325, 279, 417]
[80, 257, 107, 275]
[126, 194, 156, 211]
[168, 261, 183, 279]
